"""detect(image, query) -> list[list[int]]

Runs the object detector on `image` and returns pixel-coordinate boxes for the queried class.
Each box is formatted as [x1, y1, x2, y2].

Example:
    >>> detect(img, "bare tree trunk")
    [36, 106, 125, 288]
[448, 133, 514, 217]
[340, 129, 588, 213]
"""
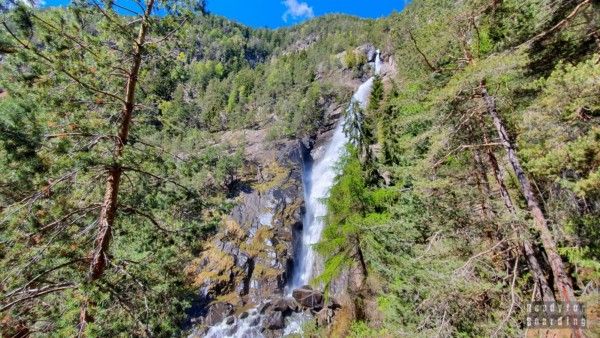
[78, 300, 90, 338]
[522, 241, 555, 301]
[89, 0, 155, 281]
[89, 166, 121, 280]
[473, 148, 495, 223]
[480, 82, 577, 304]
[480, 126, 555, 301]
[352, 236, 368, 290]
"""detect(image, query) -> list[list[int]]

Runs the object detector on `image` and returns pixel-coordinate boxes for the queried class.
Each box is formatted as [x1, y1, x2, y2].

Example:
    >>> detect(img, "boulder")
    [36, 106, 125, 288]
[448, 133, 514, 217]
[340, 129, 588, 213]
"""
[287, 298, 300, 312]
[292, 287, 324, 309]
[239, 311, 249, 319]
[356, 43, 376, 62]
[263, 311, 284, 330]
[225, 316, 235, 325]
[271, 297, 299, 313]
[204, 302, 234, 326]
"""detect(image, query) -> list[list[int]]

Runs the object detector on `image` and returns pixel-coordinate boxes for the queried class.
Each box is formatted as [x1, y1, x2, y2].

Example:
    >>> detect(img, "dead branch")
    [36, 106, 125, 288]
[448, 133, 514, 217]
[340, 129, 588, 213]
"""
[433, 142, 503, 169]
[525, 0, 592, 46]
[29, 12, 102, 59]
[492, 253, 520, 337]
[407, 30, 439, 72]
[3, 259, 84, 300]
[455, 238, 509, 274]
[34, 205, 101, 233]
[101, 281, 153, 337]
[144, 17, 189, 46]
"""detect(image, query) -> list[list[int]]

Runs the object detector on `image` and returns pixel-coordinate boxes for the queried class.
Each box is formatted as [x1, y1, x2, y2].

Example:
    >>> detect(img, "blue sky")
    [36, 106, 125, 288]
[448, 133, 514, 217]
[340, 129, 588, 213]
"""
[42, 1, 409, 28]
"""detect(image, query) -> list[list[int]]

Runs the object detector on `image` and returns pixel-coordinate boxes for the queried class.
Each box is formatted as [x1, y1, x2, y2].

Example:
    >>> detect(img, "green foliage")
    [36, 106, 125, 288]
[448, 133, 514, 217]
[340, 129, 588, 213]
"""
[0, 2, 241, 336]
[317, 1, 600, 336]
[1, 0, 599, 336]
[314, 146, 366, 288]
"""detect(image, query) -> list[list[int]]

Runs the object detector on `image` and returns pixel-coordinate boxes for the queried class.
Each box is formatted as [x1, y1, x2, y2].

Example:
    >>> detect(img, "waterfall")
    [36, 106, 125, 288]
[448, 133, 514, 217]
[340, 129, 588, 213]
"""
[291, 77, 375, 290]
[200, 50, 381, 338]
[375, 49, 382, 75]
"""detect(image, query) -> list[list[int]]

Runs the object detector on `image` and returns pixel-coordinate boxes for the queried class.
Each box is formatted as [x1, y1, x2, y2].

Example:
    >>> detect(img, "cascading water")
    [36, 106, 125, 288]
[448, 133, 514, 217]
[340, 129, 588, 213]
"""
[284, 52, 381, 336]
[375, 49, 382, 75]
[290, 78, 376, 290]
[201, 51, 381, 338]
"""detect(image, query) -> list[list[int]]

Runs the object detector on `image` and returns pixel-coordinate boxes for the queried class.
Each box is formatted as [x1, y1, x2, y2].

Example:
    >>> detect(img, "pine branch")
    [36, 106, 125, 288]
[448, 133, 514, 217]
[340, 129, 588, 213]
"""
[1, 22, 126, 104]
[121, 166, 190, 192]
[119, 205, 182, 234]
[455, 238, 510, 275]
[144, 17, 188, 46]
[2, 259, 84, 300]
[0, 283, 77, 312]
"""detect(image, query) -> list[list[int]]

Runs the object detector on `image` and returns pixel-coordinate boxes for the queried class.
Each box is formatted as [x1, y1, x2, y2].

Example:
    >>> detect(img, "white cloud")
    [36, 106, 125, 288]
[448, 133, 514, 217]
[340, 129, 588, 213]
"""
[282, 0, 314, 22]
[13, 0, 45, 7]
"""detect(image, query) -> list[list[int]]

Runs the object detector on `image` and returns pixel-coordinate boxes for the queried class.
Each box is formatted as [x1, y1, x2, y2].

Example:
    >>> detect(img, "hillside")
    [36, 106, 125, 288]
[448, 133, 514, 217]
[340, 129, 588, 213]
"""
[1, 0, 599, 337]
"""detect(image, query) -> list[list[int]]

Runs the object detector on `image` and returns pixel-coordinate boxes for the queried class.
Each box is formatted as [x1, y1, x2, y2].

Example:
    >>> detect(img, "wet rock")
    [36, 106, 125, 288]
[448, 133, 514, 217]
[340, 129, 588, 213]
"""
[250, 316, 261, 327]
[205, 302, 234, 326]
[287, 298, 300, 312]
[259, 301, 272, 314]
[263, 311, 284, 330]
[265, 329, 284, 338]
[271, 297, 299, 314]
[239, 311, 249, 319]
[356, 43, 376, 62]
[226, 316, 235, 325]
[271, 298, 288, 312]
[292, 287, 324, 309]
[191, 91, 360, 331]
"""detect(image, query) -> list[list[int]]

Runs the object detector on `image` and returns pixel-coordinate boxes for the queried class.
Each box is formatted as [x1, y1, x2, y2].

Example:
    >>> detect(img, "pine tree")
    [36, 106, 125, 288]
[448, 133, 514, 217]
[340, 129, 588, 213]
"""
[0, 1, 209, 335]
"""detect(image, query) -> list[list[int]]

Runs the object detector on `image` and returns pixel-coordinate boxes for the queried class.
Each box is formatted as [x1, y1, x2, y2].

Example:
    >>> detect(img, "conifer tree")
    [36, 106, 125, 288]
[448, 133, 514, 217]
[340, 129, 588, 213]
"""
[0, 1, 208, 335]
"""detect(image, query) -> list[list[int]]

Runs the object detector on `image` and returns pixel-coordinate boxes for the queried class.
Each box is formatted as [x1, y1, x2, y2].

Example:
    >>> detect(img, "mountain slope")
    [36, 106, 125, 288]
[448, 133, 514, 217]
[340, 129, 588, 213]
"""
[0, 0, 599, 337]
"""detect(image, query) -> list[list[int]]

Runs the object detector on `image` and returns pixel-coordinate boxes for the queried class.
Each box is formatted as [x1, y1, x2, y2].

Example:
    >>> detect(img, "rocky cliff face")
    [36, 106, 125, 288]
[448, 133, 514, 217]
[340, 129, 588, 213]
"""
[186, 128, 305, 326]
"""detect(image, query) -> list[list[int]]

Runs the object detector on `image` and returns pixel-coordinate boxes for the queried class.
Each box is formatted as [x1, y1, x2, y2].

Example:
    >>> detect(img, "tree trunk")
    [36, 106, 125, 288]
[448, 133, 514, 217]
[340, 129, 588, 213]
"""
[522, 241, 555, 301]
[480, 82, 576, 304]
[473, 148, 495, 222]
[89, 0, 155, 281]
[78, 300, 90, 338]
[480, 127, 555, 301]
